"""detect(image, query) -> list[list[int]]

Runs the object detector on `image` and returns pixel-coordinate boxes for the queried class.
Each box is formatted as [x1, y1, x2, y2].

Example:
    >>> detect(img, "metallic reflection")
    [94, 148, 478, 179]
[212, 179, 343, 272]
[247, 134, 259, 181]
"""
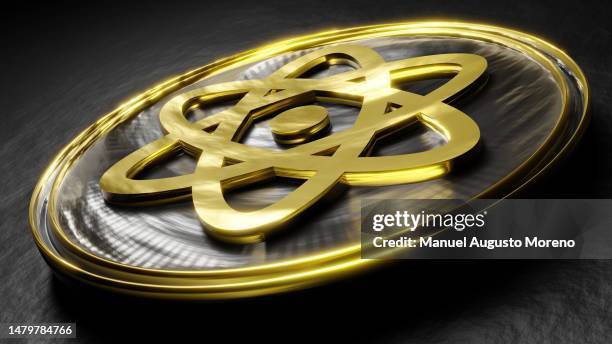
[50, 37, 569, 269]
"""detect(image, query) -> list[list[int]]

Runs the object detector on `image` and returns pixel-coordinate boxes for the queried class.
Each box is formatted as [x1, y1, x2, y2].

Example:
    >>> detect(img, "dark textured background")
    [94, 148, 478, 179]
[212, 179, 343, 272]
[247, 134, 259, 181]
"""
[2, 1, 612, 342]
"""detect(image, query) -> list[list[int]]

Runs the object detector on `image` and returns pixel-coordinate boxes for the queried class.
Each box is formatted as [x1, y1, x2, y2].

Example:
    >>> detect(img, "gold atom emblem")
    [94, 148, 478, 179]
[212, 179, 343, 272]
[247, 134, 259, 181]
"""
[100, 45, 486, 244]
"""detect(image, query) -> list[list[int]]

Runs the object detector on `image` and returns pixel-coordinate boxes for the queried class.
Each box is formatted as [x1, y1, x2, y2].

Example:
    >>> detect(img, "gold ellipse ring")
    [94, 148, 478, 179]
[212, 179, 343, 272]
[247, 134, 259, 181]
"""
[29, 21, 589, 299]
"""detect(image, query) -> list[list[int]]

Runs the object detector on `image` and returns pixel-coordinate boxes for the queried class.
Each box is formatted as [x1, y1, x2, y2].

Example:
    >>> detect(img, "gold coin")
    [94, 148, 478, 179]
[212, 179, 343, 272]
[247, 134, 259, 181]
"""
[29, 21, 589, 299]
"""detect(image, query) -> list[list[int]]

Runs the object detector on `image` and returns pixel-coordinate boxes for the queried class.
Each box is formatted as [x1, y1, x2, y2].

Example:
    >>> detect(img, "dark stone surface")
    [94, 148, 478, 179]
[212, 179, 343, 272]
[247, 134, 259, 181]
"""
[1, 1, 611, 342]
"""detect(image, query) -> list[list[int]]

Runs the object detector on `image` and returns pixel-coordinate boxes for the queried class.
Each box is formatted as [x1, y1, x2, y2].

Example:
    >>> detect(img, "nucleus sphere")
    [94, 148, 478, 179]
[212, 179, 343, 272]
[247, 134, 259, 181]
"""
[30, 21, 588, 299]
[270, 105, 331, 144]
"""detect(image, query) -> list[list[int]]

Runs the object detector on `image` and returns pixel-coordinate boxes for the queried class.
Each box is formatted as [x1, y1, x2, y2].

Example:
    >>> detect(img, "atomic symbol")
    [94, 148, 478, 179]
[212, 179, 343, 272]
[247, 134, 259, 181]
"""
[100, 45, 486, 243]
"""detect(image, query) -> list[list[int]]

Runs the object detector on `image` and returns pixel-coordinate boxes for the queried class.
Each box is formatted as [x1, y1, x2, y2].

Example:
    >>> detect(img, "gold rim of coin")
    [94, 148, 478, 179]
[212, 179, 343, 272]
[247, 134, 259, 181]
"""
[29, 21, 589, 299]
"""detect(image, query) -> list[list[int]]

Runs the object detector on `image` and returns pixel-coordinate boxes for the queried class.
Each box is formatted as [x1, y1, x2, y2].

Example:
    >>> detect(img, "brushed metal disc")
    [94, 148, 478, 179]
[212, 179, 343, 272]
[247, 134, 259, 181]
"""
[30, 22, 588, 298]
